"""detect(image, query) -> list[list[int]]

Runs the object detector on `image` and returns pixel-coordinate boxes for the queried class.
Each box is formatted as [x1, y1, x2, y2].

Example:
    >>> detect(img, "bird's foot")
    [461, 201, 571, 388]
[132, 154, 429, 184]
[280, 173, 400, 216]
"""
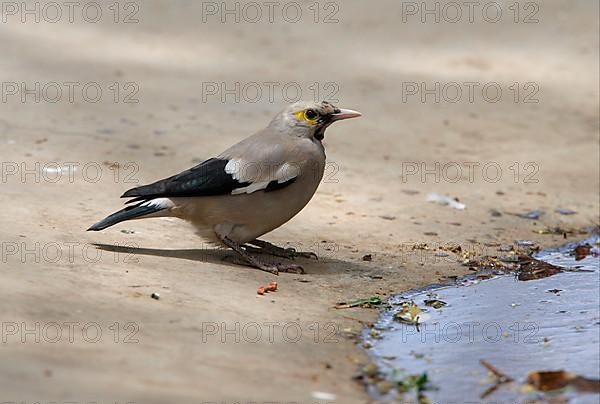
[220, 235, 305, 275]
[248, 239, 318, 260]
[274, 262, 305, 274]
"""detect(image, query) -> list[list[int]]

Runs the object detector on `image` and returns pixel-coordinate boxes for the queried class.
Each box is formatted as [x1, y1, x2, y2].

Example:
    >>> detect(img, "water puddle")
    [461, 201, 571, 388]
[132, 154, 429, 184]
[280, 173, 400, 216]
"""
[363, 237, 600, 403]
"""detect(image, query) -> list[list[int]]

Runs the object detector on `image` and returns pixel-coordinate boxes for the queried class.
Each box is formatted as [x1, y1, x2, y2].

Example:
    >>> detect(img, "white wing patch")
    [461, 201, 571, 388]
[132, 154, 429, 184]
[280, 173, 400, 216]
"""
[141, 198, 174, 209]
[226, 160, 300, 195]
[230, 182, 271, 195]
[224, 159, 242, 180]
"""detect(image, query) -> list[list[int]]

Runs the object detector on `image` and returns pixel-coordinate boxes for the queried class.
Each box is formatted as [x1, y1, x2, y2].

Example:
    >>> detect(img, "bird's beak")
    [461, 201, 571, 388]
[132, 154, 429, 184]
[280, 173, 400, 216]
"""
[330, 108, 362, 121]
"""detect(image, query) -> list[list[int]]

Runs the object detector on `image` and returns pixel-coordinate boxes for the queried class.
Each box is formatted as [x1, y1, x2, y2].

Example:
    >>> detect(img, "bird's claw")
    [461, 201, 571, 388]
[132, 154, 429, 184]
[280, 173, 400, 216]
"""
[295, 251, 319, 260]
[258, 263, 304, 275]
[224, 255, 280, 275]
[262, 265, 280, 275]
[283, 247, 318, 260]
[276, 263, 305, 274]
[248, 240, 318, 261]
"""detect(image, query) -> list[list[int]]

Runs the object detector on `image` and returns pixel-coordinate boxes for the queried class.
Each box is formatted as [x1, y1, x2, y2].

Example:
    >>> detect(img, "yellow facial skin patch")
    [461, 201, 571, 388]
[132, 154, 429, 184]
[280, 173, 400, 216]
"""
[294, 110, 318, 125]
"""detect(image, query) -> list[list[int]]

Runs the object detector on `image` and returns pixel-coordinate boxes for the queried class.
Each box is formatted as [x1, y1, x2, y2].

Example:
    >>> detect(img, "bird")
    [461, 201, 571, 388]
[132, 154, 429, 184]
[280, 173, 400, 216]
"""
[88, 101, 361, 274]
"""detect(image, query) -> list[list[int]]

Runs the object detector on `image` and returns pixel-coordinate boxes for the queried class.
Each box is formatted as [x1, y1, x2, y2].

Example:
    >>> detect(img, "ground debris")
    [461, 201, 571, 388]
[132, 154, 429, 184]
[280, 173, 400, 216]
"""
[129, 284, 162, 288]
[533, 226, 587, 236]
[369, 328, 382, 340]
[572, 243, 599, 260]
[311, 391, 336, 401]
[401, 189, 420, 195]
[481, 359, 513, 383]
[555, 208, 577, 215]
[479, 360, 514, 399]
[439, 244, 463, 254]
[513, 209, 544, 219]
[454, 253, 570, 281]
[547, 288, 563, 295]
[335, 296, 382, 309]
[463, 255, 518, 272]
[424, 299, 447, 309]
[499, 255, 519, 263]
[426, 192, 466, 210]
[257, 281, 277, 295]
[517, 255, 563, 281]
[393, 302, 423, 326]
[396, 372, 434, 394]
[358, 361, 435, 402]
[527, 370, 600, 393]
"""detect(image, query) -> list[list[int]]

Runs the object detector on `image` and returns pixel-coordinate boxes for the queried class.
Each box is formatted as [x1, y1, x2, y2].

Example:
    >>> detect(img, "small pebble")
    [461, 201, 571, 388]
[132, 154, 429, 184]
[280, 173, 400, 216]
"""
[547, 289, 563, 294]
[555, 208, 577, 215]
[151, 292, 160, 300]
[518, 210, 544, 220]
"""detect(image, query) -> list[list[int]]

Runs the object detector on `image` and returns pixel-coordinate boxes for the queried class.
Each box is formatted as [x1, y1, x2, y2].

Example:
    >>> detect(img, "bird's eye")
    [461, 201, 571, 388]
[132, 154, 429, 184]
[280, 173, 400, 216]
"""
[304, 109, 318, 121]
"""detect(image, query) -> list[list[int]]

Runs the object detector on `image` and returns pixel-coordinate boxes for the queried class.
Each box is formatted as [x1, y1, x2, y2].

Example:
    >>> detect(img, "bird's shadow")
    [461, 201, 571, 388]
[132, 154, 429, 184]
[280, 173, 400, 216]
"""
[92, 243, 367, 275]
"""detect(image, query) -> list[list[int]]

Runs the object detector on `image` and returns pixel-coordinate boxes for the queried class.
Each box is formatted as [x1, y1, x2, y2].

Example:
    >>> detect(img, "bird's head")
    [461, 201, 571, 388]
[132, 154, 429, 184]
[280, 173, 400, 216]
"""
[268, 101, 361, 141]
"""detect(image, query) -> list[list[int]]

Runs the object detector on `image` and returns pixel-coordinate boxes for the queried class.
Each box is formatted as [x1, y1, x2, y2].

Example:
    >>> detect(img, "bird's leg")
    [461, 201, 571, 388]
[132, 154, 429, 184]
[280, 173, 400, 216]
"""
[248, 239, 318, 260]
[219, 236, 304, 275]
[220, 236, 278, 274]
[241, 245, 266, 255]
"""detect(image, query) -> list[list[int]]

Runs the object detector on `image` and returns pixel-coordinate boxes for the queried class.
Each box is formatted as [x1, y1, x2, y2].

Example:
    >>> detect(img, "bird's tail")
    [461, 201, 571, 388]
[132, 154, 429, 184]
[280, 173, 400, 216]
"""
[87, 198, 174, 231]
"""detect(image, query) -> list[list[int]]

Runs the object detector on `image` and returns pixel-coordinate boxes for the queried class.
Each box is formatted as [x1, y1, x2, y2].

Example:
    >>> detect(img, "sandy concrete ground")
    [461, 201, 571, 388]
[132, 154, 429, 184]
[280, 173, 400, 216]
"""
[1, 1, 598, 403]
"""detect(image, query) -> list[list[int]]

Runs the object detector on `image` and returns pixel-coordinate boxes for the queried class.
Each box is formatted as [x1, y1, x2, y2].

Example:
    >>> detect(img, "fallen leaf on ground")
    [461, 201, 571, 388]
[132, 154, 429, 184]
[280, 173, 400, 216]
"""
[527, 370, 600, 393]
[335, 296, 382, 309]
[424, 299, 447, 309]
[394, 302, 422, 325]
[517, 255, 563, 281]
[574, 244, 592, 260]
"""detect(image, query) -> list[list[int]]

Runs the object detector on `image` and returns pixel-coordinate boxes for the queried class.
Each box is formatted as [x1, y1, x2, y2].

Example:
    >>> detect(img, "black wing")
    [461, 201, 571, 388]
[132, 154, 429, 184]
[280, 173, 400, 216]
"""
[121, 158, 250, 201]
